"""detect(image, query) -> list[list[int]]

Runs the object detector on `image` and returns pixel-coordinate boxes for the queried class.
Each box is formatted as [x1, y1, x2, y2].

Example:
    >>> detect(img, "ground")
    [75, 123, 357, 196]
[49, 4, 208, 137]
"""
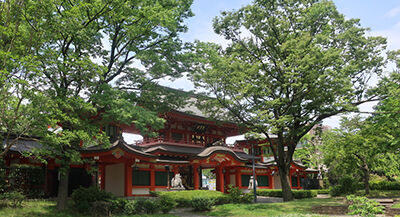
[0, 198, 346, 217]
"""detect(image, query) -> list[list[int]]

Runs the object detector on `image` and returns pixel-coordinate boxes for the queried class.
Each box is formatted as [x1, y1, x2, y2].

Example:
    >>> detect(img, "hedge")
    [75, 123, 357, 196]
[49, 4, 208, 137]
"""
[152, 190, 229, 207]
[311, 189, 330, 195]
[255, 189, 317, 199]
[369, 181, 400, 191]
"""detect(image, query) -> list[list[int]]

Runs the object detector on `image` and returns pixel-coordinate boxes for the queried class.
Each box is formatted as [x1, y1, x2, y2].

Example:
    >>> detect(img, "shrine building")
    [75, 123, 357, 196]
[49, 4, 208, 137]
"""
[2, 93, 318, 197]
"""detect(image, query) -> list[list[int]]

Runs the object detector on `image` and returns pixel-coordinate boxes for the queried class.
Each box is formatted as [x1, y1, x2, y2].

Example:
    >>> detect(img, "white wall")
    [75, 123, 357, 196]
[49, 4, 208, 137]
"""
[105, 163, 125, 197]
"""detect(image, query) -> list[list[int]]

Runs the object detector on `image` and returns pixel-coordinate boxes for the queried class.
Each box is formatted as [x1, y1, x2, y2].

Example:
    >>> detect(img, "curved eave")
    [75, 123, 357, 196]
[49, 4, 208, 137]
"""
[193, 146, 250, 163]
[81, 140, 156, 158]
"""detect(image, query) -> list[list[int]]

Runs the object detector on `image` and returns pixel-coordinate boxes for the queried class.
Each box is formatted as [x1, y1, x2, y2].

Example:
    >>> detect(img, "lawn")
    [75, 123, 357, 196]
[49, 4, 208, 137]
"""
[0, 198, 346, 217]
[0, 200, 177, 217]
[207, 198, 345, 217]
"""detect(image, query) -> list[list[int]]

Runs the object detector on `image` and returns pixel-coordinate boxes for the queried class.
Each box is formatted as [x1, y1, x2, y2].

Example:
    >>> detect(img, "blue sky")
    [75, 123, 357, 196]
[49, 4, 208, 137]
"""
[158, 0, 400, 129]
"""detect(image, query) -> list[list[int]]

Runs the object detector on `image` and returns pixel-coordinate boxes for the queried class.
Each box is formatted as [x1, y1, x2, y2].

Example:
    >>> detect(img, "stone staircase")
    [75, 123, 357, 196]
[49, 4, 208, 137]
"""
[370, 198, 400, 217]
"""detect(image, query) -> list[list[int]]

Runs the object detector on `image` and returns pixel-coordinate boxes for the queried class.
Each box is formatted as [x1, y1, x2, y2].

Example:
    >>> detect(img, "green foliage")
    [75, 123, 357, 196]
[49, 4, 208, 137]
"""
[158, 195, 177, 214]
[90, 201, 111, 217]
[226, 185, 254, 204]
[154, 190, 228, 207]
[1, 0, 194, 209]
[2, 165, 46, 198]
[71, 187, 114, 213]
[256, 189, 317, 199]
[142, 199, 159, 214]
[190, 0, 388, 201]
[311, 189, 330, 195]
[369, 181, 400, 190]
[226, 185, 243, 203]
[0, 191, 25, 208]
[329, 176, 358, 196]
[109, 198, 129, 214]
[240, 193, 254, 204]
[123, 200, 138, 215]
[191, 197, 215, 211]
[346, 195, 384, 217]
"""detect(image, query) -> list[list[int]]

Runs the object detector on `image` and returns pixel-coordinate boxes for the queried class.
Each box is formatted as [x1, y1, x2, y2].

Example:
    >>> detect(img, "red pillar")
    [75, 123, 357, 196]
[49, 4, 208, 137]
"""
[150, 165, 155, 191]
[193, 164, 199, 190]
[235, 168, 242, 188]
[124, 162, 132, 196]
[216, 166, 224, 193]
[224, 168, 230, 187]
[100, 164, 106, 190]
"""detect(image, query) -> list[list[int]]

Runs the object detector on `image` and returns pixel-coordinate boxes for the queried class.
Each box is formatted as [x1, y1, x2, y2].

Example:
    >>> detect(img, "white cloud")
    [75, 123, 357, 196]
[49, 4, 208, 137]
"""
[385, 6, 400, 17]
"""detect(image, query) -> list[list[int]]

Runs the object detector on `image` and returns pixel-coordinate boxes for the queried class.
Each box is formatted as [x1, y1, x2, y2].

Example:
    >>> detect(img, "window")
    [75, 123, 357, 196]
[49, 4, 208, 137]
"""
[132, 170, 150, 186]
[241, 175, 251, 187]
[192, 135, 205, 144]
[155, 171, 174, 186]
[257, 175, 269, 187]
[104, 125, 118, 140]
[172, 133, 183, 141]
[291, 175, 298, 187]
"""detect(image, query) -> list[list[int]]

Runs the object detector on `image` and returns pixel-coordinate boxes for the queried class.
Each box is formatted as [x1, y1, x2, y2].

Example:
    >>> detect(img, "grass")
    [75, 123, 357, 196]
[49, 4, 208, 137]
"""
[0, 200, 177, 217]
[393, 202, 400, 209]
[355, 190, 400, 197]
[207, 198, 345, 217]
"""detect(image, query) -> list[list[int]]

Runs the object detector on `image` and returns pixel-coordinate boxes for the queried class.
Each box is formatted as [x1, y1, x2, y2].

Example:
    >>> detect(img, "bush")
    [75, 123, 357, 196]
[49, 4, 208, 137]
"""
[256, 189, 316, 199]
[347, 195, 384, 217]
[0, 191, 25, 207]
[226, 185, 254, 204]
[90, 201, 111, 217]
[109, 198, 129, 214]
[124, 200, 137, 215]
[158, 195, 176, 214]
[133, 198, 146, 213]
[191, 197, 215, 211]
[311, 189, 330, 194]
[71, 186, 114, 213]
[142, 199, 159, 214]
[370, 181, 400, 190]
[155, 190, 227, 207]
[226, 185, 242, 203]
[241, 193, 254, 204]
[330, 176, 357, 196]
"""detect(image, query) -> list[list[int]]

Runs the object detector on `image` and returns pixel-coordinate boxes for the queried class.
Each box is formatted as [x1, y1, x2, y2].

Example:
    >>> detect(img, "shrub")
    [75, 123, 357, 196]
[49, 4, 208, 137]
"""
[370, 181, 400, 190]
[241, 193, 254, 204]
[90, 201, 111, 217]
[330, 176, 357, 196]
[71, 186, 114, 213]
[158, 195, 176, 214]
[0, 191, 25, 207]
[191, 197, 215, 211]
[311, 189, 330, 194]
[124, 200, 137, 215]
[347, 195, 384, 217]
[226, 185, 242, 203]
[109, 198, 129, 214]
[256, 189, 316, 199]
[142, 199, 159, 214]
[155, 190, 227, 207]
[133, 198, 146, 213]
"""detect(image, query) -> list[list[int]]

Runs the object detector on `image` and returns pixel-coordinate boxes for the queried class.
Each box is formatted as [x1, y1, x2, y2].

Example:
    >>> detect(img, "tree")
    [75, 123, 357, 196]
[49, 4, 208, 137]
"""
[293, 126, 325, 170]
[2, 0, 193, 210]
[0, 0, 50, 157]
[190, 0, 387, 201]
[322, 116, 382, 194]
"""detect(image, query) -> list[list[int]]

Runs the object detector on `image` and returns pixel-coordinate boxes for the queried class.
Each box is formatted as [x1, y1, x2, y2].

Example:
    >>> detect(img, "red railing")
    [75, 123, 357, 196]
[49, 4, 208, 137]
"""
[133, 136, 206, 147]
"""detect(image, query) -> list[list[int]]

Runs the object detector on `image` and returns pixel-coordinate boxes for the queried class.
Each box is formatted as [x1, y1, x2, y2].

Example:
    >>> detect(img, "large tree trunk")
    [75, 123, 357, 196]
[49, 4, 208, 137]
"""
[277, 163, 294, 201]
[57, 166, 69, 210]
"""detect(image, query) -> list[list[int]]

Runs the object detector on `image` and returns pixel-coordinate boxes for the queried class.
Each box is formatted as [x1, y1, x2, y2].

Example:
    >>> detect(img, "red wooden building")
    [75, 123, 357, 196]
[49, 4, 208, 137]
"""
[2, 102, 318, 197]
